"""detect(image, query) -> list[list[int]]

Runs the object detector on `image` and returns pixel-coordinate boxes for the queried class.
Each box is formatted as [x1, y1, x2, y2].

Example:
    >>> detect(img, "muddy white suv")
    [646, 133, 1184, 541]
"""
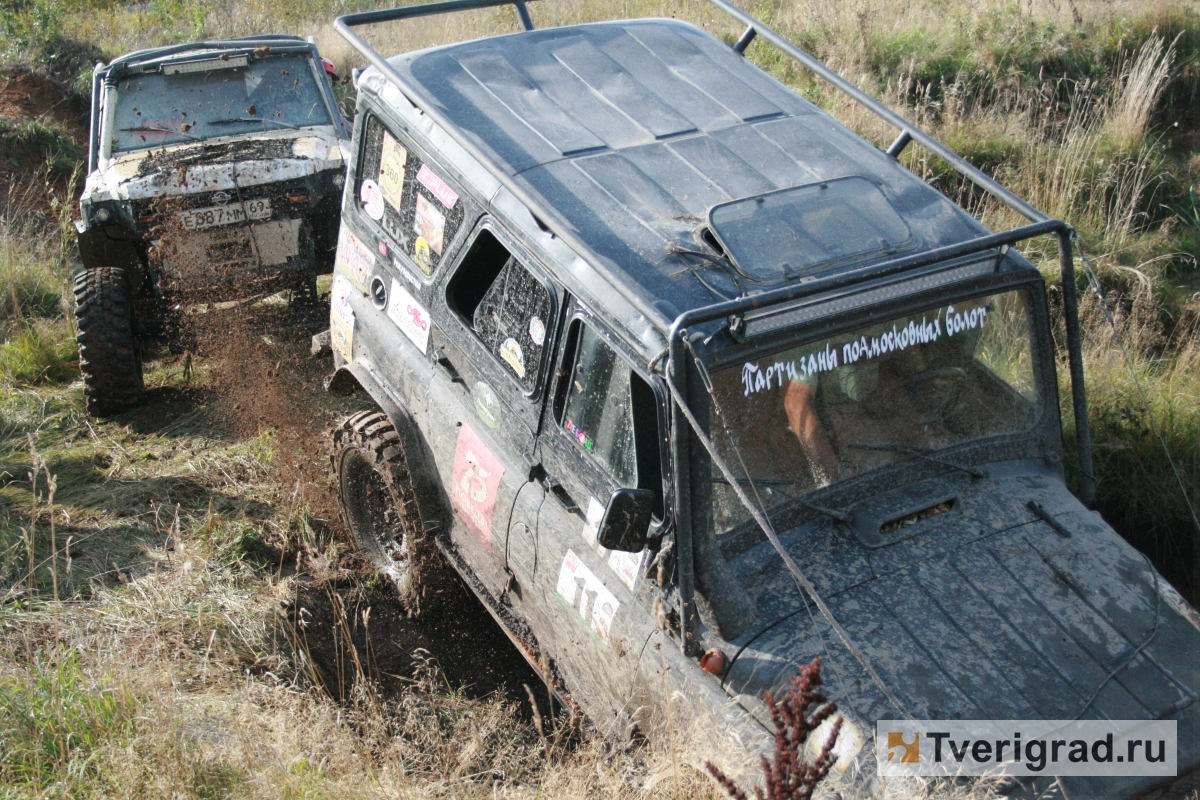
[74, 35, 351, 415]
[323, 1, 1200, 796]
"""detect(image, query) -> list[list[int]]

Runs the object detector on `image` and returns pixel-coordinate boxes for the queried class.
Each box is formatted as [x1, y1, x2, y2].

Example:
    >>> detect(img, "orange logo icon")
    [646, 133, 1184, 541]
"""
[887, 732, 920, 763]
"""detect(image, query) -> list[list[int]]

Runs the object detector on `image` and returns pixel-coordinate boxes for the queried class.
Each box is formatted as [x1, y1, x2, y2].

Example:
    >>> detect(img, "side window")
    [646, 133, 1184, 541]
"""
[357, 115, 465, 275]
[446, 229, 552, 393]
[556, 322, 665, 516]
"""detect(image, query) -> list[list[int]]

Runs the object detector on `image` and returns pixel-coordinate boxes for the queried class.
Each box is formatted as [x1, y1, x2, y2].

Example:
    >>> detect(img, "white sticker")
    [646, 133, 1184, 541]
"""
[360, 179, 384, 221]
[386, 278, 431, 354]
[608, 549, 646, 591]
[582, 496, 605, 545]
[556, 549, 619, 643]
[329, 274, 355, 362]
[499, 337, 525, 378]
[528, 316, 546, 346]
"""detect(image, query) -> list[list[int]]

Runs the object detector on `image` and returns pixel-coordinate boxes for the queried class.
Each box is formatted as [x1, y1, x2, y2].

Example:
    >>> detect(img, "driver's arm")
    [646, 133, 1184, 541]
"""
[784, 378, 839, 485]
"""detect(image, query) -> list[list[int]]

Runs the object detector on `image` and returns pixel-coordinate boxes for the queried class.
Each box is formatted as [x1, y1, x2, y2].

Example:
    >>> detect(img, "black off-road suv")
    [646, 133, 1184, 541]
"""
[74, 35, 351, 414]
[323, 1, 1200, 796]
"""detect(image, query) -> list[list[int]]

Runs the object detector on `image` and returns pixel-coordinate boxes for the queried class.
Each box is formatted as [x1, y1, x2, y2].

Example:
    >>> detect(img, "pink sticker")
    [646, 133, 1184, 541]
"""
[417, 164, 459, 209]
[450, 425, 505, 549]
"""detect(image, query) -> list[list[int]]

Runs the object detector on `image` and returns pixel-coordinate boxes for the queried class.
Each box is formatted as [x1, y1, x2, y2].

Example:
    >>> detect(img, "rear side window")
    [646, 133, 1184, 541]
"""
[447, 229, 552, 393]
[357, 115, 465, 275]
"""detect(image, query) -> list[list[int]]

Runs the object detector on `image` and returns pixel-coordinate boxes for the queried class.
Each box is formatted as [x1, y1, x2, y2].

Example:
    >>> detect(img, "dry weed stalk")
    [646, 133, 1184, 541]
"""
[706, 657, 841, 800]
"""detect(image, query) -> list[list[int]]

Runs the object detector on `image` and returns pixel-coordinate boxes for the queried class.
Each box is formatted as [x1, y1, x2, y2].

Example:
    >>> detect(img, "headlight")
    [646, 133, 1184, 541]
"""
[93, 207, 111, 223]
[805, 714, 865, 773]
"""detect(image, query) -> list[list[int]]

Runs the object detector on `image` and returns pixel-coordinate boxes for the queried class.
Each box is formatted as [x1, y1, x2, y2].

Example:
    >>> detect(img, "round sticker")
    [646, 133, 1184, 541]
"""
[499, 337, 525, 378]
[528, 316, 546, 347]
[413, 236, 431, 271]
[360, 179, 384, 220]
[472, 382, 501, 428]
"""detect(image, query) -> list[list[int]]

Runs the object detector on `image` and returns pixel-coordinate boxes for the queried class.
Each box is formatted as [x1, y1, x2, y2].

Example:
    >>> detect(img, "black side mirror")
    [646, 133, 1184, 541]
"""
[596, 488, 654, 553]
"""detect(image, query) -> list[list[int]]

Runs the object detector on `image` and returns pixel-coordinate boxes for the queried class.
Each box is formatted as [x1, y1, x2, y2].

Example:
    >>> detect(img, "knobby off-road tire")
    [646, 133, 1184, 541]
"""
[74, 267, 143, 416]
[333, 410, 442, 612]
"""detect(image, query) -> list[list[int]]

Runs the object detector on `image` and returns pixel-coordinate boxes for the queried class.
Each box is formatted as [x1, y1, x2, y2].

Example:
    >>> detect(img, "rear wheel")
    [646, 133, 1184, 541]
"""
[333, 411, 438, 609]
[74, 267, 143, 416]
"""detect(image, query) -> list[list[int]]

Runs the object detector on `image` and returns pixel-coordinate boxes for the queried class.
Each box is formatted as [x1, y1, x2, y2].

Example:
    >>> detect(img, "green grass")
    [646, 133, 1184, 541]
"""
[0, 319, 77, 386]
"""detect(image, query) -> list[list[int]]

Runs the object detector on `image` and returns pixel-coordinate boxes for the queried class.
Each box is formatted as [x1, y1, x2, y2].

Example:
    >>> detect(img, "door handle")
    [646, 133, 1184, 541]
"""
[543, 476, 579, 514]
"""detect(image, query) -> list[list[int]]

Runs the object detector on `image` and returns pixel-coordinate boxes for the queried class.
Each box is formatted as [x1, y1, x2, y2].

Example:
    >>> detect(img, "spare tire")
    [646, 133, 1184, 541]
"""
[74, 267, 143, 416]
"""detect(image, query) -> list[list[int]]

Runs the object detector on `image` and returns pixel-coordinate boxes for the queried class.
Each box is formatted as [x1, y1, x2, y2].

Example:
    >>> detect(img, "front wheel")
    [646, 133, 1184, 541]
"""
[74, 267, 143, 416]
[333, 411, 436, 609]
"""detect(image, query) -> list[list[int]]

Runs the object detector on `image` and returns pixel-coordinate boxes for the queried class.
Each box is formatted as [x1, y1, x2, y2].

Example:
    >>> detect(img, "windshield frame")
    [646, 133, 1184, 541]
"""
[687, 268, 1060, 535]
[100, 49, 338, 158]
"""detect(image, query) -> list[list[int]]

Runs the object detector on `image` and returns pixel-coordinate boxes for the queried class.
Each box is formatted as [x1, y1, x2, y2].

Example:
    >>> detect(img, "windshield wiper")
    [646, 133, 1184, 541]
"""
[712, 476, 852, 523]
[209, 117, 300, 130]
[847, 443, 988, 480]
[119, 125, 200, 140]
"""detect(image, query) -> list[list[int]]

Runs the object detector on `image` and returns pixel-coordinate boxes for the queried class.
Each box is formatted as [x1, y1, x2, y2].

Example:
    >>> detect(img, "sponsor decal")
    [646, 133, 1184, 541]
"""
[378, 131, 408, 210]
[450, 425, 505, 548]
[329, 274, 355, 362]
[499, 337, 525, 378]
[333, 224, 374, 291]
[607, 549, 646, 591]
[472, 382, 501, 429]
[385, 278, 431, 354]
[414, 194, 446, 255]
[740, 302, 989, 398]
[360, 178, 384, 221]
[877, 720, 1177, 778]
[528, 315, 546, 347]
[414, 236, 431, 272]
[377, 240, 387, 257]
[565, 418, 593, 450]
[556, 549, 619, 644]
[417, 164, 459, 209]
[581, 496, 605, 545]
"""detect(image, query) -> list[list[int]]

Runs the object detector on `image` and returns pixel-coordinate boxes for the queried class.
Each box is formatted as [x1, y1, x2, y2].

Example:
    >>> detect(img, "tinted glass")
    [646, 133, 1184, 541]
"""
[709, 177, 912, 281]
[707, 290, 1038, 537]
[562, 326, 637, 486]
[358, 116, 465, 275]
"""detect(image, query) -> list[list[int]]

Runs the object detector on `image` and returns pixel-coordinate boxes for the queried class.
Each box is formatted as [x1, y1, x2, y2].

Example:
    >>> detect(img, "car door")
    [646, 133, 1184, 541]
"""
[525, 307, 670, 721]
[426, 219, 561, 599]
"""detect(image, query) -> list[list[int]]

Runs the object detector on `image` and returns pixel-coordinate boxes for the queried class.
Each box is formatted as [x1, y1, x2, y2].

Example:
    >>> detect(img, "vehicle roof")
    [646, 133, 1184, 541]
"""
[376, 19, 991, 318]
[104, 36, 313, 76]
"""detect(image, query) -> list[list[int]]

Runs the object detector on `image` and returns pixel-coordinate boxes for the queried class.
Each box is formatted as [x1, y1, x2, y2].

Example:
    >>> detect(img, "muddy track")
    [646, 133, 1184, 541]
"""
[142, 303, 544, 710]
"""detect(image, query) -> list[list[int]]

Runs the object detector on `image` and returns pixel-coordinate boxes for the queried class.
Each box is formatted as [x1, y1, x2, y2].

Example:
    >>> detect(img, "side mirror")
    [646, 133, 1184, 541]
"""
[596, 488, 655, 553]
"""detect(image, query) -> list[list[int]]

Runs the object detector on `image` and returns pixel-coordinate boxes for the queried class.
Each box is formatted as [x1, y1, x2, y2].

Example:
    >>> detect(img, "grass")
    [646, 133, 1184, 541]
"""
[0, 0, 1199, 797]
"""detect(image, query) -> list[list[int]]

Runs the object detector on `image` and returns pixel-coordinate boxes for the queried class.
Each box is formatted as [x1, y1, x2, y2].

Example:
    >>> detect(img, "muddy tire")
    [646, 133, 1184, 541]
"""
[334, 410, 438, 610]
[74, 267, 143, 416]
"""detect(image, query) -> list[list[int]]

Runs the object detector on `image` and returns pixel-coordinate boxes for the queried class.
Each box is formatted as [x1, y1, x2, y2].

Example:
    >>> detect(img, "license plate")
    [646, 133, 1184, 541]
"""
[178, 198, 271, 230]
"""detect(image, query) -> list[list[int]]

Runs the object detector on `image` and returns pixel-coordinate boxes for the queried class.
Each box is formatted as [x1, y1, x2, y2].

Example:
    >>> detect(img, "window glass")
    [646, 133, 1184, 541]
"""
[111, 54, 331, 152]
[447, 230, 552, 392]
[707, 289, 1038, 540]
[562, 326, 638, 486]
[358, 116, 465, 275]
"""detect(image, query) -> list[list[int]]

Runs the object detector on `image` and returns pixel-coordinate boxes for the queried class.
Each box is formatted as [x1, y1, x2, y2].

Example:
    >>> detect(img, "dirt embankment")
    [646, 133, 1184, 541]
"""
[0, 66, 89, 213]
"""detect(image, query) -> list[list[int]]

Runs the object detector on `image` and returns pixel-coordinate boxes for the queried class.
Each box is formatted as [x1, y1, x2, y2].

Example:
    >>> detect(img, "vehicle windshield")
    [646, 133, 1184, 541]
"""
[707, 289, 1039, 537]
[110, 54, 331, 152]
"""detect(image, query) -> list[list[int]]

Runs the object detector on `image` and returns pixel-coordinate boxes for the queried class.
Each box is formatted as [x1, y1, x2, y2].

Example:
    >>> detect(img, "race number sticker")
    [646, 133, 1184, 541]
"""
[450, 425, 505, 548]
[378, 131, 408, 210]
[417, 164, 459, 209]
[333, 224, 374, 292]
[329, 274, 355, 363]
[385, 278, 431, 354]
[556, 549, 619, 644]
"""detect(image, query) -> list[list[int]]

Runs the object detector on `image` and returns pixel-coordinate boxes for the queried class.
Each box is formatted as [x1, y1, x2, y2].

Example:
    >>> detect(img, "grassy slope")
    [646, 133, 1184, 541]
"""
[1, 0, 1199, 797]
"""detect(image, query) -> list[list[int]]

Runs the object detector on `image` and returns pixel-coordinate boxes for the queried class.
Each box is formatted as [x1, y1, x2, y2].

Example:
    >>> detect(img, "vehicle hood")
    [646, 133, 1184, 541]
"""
[720, 465, 1200, 796]
[84, 127, 348, 203]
